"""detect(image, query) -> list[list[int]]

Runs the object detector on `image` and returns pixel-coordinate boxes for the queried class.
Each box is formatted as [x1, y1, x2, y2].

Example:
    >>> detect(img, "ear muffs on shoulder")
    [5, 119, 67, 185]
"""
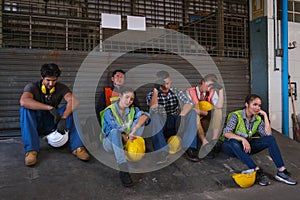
[41, 84, 55, 94]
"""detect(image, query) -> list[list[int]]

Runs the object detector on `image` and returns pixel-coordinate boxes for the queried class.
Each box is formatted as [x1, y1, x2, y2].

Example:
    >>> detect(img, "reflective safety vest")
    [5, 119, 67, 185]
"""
[220, 110, 261, 141]
[187, 86, 212, 104]
[105, 87, 120, 107]
[100, 104, 135, 137]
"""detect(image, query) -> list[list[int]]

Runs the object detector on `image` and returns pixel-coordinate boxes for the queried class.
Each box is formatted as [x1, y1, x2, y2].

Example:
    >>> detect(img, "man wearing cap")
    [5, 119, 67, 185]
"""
[20, 63, 90, 166]
[146, 70, 200, 162]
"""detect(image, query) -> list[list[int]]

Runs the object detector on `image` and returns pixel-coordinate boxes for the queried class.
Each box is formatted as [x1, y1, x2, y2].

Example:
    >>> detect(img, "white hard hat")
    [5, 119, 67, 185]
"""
[46, 130, 69, 147]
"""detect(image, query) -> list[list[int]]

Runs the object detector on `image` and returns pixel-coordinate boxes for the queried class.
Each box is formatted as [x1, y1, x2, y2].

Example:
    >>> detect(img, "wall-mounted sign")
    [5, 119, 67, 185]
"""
[252, 0, 264, 20]
[101, 13, 121, 29]
[127, 16, 146, 31]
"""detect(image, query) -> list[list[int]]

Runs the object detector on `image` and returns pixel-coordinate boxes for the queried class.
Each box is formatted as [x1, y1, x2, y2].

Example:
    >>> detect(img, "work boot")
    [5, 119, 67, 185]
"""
[118, 163, 133, 187]
[72, 147, 90, 161]
[25, 151, 37, 166]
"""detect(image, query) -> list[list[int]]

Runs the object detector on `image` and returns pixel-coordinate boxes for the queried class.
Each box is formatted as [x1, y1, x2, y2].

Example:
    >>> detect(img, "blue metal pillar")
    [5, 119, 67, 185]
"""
[282, 0, 289, 136]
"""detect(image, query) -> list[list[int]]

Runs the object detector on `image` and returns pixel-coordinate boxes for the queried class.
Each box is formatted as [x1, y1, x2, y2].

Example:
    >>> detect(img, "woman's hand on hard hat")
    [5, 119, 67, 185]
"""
[241, 138, 251, 153]
[128, 133, 136, 141]
[128, 128, 138, 141]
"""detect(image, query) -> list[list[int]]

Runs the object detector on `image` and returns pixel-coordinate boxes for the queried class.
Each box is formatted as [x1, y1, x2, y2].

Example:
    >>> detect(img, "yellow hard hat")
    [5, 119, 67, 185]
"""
[167, 135, 182, 154]
[125, 136, 146, 162]
[231, 169, 256, 188]
[197, 100, 213, 111]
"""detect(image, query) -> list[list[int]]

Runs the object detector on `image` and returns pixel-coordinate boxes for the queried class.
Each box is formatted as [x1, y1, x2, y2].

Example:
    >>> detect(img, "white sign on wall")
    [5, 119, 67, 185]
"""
[101, 13, 121, 29]
[127, 16, 146, 31]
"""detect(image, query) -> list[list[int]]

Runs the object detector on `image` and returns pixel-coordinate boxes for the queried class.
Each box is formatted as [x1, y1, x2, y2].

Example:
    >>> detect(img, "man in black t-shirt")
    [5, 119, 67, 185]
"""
[20, 63, 90, 166]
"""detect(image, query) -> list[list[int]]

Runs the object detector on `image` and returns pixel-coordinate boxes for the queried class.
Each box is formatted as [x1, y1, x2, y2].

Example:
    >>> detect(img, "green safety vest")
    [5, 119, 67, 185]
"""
[221, 110, 261, 141]
[99, 104, 135, 141]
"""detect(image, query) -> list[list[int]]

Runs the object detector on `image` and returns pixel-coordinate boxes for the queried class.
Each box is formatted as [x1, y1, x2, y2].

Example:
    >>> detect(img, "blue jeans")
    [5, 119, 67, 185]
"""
[222, 135, 285, 169]
[20, 105, 84, 153]
[150, 110, 198, 152]
[102, 121, 145, 164]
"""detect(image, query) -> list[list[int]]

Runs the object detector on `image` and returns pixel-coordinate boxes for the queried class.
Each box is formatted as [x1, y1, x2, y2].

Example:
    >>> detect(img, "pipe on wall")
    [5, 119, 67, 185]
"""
[273, 0, 280, 71]
[282, 0, 289, 137]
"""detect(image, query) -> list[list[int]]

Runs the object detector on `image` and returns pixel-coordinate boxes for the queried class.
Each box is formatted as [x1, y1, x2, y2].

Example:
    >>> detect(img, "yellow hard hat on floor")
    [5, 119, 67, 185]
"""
[231, 169, 256, 188]
[197, 101, 213, 111]
[125, 136, 146, 162]
[167, 135, 182, 154]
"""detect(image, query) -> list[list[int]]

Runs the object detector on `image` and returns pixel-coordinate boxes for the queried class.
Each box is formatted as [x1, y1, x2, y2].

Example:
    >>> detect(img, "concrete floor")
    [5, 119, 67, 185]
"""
[1, 130, 300, 200]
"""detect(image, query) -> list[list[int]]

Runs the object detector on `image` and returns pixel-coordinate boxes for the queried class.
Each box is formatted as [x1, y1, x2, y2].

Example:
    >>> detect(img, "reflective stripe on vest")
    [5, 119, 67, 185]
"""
[220, 110, 261, 141]
[187, 87, 200, 104]
[188, 86, 212, 104]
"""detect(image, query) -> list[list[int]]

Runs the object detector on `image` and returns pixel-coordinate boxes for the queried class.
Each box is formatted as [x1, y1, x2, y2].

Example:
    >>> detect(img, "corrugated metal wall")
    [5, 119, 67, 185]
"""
[0, 49, 249, 137]
[0, 49, 88, 136]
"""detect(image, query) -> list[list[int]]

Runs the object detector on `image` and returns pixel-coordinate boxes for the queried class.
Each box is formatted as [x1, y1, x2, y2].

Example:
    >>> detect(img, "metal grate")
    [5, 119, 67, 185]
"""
[1, 0, 249, 57]
[277, 0, 300, 23]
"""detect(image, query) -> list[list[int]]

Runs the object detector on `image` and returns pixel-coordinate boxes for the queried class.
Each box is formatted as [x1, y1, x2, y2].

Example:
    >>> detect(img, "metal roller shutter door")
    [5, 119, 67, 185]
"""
[0, 49, 249, 137]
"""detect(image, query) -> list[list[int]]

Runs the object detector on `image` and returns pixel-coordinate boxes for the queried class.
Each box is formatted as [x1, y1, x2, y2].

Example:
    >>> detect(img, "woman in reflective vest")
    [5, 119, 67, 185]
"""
[100, 86, 150, 187]
[221, 94, 297, 186]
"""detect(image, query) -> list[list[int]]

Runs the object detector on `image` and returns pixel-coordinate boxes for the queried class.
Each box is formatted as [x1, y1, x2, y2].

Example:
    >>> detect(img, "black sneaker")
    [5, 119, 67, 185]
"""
[185, 148, 201, 162]
[118, 163, 133, 187]
[256, 169, 270, 186]
[119, 171, 134, 187]
[275, 169, 297, 185]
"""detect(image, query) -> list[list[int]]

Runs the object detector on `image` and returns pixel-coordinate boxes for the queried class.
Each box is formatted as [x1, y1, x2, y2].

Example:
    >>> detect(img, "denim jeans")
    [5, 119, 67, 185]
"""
[150, 109, 198, 153]
[222, 135, 285, 169]
[20, 105, 84, 153]
[102, 120, 144, 164]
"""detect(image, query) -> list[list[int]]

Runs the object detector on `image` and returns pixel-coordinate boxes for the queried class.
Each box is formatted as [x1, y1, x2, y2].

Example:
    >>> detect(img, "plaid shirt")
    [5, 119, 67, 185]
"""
[146, 87, 193, 116]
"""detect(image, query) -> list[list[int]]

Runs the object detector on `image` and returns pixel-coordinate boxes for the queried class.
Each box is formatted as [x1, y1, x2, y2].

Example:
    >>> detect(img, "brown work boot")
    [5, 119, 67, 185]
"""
[25, 151, 37, 166]
[72, 147, 90, 161]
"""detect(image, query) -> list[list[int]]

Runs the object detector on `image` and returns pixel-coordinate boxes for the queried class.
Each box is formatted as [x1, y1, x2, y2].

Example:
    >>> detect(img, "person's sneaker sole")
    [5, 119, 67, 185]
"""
[156, 158, 168, 165]
[258, 181, 270, 186]
[275, 175, 297, 185]
[185, 152, 201, 162]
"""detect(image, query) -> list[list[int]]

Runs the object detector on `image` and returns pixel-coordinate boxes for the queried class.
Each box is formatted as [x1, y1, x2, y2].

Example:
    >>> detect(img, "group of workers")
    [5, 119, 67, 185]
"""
[19, 63, 297, 188]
